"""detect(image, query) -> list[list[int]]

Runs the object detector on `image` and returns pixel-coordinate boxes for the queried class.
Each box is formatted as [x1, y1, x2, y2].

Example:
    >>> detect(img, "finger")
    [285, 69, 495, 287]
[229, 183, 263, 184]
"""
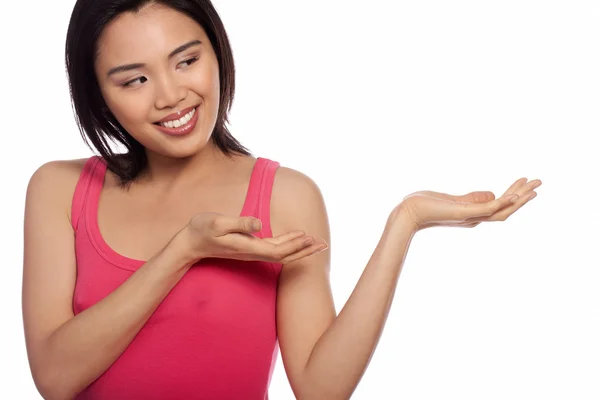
[280, 241, 328, 264]
[468, 179, 541, 222]
[490, 180, 541, 220]
[214, 216, 262, 236]
[257, 235, 317, 261]
[518, 179, 542, 196]
[264, 230, 306, 245]
[501, 177, 528, 197]
[469, 189, 538, 222]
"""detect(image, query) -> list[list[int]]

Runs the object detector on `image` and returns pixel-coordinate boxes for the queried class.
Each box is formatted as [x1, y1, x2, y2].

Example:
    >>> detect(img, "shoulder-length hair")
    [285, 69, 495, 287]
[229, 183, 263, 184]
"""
[65, 0, 251, 185]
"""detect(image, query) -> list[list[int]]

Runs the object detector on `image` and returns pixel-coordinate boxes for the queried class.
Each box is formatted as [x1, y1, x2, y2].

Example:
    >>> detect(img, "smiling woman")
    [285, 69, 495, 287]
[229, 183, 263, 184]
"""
[23, 1, 337, 399]
[67, 0, 248, 183]
[21, 0, 542, 399]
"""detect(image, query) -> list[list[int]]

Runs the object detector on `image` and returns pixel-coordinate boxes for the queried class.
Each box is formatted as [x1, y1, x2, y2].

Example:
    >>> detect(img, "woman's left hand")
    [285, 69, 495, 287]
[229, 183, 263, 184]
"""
[395, 177, 542, 231]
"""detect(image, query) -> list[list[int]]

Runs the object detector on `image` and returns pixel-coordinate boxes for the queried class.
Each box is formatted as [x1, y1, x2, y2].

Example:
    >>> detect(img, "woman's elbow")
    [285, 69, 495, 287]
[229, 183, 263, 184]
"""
[31, 362, 78, 400]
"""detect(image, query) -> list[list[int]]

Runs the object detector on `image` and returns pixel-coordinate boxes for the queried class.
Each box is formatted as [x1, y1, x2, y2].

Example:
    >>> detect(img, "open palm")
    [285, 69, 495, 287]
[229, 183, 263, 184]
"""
[400, 177, 542, 230]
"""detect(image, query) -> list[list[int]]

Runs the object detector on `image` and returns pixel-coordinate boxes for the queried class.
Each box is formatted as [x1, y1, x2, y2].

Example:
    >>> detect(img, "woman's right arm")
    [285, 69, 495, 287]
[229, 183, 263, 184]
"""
[22, 160, 195, 400]
[23, 160, 323, 400]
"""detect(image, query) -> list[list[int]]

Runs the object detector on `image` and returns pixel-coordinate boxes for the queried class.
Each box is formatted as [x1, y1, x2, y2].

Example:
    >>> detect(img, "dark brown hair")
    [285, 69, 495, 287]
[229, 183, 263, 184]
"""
[65, 0, 251, 185]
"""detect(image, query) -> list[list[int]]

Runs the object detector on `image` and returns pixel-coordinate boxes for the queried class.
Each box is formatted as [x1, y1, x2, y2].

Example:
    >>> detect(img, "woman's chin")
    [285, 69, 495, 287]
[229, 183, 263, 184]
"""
[152, 135, 214, 159]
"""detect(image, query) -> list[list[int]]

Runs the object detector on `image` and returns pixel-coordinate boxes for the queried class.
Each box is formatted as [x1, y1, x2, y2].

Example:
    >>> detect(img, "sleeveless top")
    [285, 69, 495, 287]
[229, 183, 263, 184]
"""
[71, 156, 283, 400]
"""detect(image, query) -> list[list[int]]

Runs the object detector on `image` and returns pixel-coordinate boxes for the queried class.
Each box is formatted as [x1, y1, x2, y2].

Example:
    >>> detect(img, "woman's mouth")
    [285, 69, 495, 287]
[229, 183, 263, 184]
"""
[153, 105, 200, 137]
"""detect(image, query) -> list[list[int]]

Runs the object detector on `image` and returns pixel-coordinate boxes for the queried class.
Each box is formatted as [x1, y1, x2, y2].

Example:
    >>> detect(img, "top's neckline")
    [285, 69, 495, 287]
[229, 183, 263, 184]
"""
[84, 156, 265, 271]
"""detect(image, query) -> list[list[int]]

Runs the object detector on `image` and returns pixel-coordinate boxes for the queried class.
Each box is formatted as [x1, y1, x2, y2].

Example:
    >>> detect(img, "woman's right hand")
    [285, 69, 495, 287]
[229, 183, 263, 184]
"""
[178, 212, 328, 265]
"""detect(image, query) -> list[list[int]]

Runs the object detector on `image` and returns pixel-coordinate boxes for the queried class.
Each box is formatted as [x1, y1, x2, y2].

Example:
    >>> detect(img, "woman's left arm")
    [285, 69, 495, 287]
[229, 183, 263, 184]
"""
[271, 167, 541, 400]
[272, 167, 416, 400]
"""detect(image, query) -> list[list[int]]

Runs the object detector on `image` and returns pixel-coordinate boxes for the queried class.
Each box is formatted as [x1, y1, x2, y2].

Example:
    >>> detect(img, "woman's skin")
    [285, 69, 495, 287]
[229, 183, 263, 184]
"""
[22, 3, 541, 400]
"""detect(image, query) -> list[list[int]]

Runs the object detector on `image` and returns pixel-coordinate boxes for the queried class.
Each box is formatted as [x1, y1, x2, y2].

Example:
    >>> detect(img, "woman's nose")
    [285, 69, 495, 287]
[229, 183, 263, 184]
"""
[154, 73, 187, 109]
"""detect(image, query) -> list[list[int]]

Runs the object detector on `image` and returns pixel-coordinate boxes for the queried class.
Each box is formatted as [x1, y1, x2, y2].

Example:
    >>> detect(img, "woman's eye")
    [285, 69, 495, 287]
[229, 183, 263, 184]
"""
[122, 76, 147, 88]
[179, 57, 199, 68]
[120, 58, 198, 88]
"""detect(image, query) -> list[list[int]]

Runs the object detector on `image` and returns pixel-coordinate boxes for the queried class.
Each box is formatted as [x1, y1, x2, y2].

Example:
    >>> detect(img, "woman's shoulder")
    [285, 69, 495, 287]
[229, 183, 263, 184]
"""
[270, 164, 328, 235]
[272, 165, 321, 195]
[26, 157, 93, 217]
[28, 157, 91, 189]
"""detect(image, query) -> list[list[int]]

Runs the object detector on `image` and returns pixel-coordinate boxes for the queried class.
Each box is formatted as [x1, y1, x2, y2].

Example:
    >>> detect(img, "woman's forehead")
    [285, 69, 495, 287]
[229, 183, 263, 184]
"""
[97, 5, 205, 61]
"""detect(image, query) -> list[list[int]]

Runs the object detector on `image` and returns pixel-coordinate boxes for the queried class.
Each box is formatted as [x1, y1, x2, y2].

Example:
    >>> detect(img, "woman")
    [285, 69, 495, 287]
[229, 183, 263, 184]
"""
[22, 0, 541, 399]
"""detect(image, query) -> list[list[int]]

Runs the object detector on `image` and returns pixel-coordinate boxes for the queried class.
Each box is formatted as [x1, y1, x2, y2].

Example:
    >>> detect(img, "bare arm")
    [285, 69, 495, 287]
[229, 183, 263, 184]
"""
[276, 168, 539, 399]
[272, 167, 416, 400]
[298, 209, 415, 399]
[22, 161, 193, 400]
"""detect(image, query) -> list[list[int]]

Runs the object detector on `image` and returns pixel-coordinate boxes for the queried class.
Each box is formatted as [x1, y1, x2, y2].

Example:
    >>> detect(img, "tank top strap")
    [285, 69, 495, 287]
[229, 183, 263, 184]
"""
[73, 156, 279, 236]
[244, 157, 280, 238]
[71, 155, 107, 231]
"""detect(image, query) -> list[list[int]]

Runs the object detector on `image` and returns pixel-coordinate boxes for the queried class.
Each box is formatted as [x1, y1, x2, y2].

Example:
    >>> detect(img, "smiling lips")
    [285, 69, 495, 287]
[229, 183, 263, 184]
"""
[153, 105, 199, 136]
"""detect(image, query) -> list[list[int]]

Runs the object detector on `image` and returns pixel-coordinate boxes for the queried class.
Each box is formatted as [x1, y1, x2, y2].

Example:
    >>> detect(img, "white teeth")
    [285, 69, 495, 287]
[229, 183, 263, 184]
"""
[159, 108, 195, 128]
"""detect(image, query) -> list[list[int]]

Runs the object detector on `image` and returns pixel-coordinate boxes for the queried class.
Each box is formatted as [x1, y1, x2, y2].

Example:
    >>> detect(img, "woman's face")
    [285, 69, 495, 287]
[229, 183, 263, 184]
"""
[94, 3, 221, 158]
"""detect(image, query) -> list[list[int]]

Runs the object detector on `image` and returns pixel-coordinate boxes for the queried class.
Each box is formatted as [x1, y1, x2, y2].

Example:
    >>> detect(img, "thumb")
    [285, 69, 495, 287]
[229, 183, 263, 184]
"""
[240, 217, 262, 232]
[213, 215, 262, 236]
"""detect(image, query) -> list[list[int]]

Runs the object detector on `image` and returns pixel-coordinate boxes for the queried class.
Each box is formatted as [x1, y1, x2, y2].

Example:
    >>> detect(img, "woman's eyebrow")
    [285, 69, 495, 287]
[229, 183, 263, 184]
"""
[106, 39, 202, 78]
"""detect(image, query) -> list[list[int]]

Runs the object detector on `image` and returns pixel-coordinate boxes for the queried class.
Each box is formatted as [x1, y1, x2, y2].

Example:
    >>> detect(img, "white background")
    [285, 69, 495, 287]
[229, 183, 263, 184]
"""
[1, 0, 599, 398]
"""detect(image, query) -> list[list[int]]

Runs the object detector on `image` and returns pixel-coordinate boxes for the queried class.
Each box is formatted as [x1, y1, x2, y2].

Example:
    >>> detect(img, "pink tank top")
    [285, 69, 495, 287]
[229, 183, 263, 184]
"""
[71, 156, 283, 399]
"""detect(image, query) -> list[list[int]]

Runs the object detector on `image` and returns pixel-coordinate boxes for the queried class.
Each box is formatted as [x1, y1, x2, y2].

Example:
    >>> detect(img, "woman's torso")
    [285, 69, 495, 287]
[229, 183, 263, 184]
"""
[71, 154, 283, 399]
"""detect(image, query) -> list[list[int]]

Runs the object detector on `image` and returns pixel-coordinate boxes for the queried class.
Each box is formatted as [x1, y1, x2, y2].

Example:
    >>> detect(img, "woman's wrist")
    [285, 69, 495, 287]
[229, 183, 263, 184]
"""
[163, 226, 202, 271]
[388, 203, 420, 235]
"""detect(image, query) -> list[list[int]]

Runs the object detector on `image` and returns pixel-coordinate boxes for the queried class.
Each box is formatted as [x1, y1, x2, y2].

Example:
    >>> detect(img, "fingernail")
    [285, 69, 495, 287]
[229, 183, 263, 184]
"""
[509, 195, 519, 202]
[318, 246, 328, 252]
